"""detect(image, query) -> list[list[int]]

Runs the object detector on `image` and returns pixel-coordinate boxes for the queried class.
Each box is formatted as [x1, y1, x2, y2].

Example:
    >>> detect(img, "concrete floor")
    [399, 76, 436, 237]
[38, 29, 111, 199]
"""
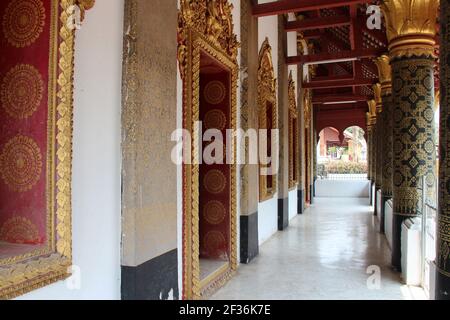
[211, 197, 425, 300]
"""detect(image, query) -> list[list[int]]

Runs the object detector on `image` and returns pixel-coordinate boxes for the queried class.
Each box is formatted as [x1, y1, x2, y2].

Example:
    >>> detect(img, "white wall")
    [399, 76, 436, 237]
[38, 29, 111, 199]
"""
[289, 189, 297, 221]
[18, 0, 123, 299]
[258, 198, 278, 245]
[315, 180, 370, 198]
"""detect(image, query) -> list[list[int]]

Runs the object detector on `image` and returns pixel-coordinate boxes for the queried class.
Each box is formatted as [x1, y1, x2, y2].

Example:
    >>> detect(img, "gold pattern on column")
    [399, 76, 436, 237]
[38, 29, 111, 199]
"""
[380, 0, 439, 58]
[375, 55, 394, 198]
[373, 83, 383, 191]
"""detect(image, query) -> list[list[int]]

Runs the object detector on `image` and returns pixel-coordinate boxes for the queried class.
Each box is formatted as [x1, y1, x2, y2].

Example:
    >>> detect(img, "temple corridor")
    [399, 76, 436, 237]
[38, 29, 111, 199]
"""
[212, 198, 425, 300]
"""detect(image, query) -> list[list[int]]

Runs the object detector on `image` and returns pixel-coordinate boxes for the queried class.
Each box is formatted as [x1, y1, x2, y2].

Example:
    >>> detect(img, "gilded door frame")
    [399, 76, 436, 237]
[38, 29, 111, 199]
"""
[178, 0, 239, 300]
[258, 38, 278, 202]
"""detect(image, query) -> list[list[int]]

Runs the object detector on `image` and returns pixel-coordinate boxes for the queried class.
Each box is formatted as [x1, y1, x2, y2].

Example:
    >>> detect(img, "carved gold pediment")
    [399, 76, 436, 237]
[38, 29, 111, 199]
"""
[178, 0, 239, 78]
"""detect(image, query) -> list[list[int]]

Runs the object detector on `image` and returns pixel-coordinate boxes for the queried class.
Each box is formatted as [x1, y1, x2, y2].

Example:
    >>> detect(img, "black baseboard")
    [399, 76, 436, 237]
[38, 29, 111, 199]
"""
[374, 187, 380, 216]
[309, 184, 314, 205]
[240, 212, 259, 264]
[278, 197, 289, 231]
[369, 181, 374, 206]
[298, 189, 305, 214]
[121, 249, 179, 300]
[436, 271, 450, 300]
[313, 178, 317, 197]
[392, 214, 407, 272]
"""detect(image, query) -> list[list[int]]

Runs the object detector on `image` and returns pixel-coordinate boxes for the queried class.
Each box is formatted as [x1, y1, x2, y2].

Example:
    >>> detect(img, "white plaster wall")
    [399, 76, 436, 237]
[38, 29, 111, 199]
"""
[315, 180, 370, 198]
[385, 200, 393, 250]
[288, 189, 297, 221]
[258, 198, 278, 245]
[18, 0, 123, 300]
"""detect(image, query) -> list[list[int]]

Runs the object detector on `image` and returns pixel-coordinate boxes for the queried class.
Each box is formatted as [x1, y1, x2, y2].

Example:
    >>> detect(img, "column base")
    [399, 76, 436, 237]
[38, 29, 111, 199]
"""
[374, 187, 381, 216]
[436, 271, 450, 300]
[278, 197, 289, 231]
[240, 212, 259, 264]
[309, 184, 314, 205]
[380, 195, 391, 234]
[392, 214, 408, 272]
[298, 189, 305, 214]
[121, 249, 179, 300]
[369, 181, 374, 206]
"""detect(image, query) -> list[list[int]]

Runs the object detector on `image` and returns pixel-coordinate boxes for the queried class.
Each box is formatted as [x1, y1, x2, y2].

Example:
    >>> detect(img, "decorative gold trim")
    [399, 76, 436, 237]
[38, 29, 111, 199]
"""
[178, 0, 238, 300]
[380, 0, 438, 59]
[258, 38, 277, 202]
[288, 72, 298, 190]
[0, 0, 83, 300]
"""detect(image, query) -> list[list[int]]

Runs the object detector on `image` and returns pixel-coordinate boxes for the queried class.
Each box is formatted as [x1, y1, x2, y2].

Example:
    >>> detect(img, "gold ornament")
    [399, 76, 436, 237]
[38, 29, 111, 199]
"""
[380, 0, 439, 58]
[373, 55, 392, 96]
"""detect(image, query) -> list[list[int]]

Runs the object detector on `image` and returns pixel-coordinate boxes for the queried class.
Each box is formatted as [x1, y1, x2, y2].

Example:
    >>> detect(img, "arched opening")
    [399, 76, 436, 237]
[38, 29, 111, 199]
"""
[317, 126, 367, 180]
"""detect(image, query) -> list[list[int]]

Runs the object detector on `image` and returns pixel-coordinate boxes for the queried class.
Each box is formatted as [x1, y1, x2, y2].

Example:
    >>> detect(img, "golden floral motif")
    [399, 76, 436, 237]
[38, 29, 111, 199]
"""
[0, 217, 41, 245]
[204, 169, 227, 194]
[1, 64, 44, 119]
[204, 109, 227, 130]
[203, 200, 226, 225]
[0, 135, 43, 193]
[204, 80, 226, 105]
[2, 0, 46, 48]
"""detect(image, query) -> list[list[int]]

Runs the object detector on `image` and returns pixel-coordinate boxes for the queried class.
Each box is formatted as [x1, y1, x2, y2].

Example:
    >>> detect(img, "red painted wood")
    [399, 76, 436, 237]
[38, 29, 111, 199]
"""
[313, 94, 368, 104]
[304, 78, 377, 89]
[285, 15, 350, 32]
[252, 0, 370, 17]
[287, 49, 380, 65]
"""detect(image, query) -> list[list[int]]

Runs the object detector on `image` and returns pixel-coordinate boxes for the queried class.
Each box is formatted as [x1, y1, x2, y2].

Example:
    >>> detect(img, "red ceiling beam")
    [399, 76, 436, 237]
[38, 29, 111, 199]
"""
[286, 49, 380, 65]
[285, 15, 351, 32]
[313, 94, 368, 104]
[302, 30, 322, 40]
[252, 0, 370, 17]
[303, 78, 377, 89]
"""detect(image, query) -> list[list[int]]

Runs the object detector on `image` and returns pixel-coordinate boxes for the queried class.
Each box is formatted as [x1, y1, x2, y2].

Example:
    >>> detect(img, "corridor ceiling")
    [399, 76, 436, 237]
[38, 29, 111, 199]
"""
[251, 0, 440, 132]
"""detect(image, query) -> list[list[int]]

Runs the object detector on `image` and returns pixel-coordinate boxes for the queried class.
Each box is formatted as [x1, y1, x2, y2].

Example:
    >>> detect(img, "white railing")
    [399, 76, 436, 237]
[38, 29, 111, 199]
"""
[319, 174, 368, 181]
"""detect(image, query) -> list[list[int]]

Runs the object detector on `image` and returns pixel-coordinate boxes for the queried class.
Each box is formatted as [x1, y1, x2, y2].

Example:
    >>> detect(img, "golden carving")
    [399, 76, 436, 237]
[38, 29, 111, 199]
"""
[0, 0, 78, 300]
[0, 135, 43, 193]
[373, 55, 392, 96]
[2, 0, 45, 48]
[178, 0, 238, 300]
[258, 38, 277, 202]
[178, 0, 239, 79]
[1, 64, 44, 119]
[373, 83, 383, 113]
[367, 99, 377, 131]
[380, 0, 439, 58]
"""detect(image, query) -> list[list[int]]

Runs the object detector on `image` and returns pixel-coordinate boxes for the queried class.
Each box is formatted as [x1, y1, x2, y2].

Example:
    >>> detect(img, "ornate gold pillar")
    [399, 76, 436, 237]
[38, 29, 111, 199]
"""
[374, 56, 393, 233]
[437, 0, 450, 300]
[381, 0, 438, 271]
